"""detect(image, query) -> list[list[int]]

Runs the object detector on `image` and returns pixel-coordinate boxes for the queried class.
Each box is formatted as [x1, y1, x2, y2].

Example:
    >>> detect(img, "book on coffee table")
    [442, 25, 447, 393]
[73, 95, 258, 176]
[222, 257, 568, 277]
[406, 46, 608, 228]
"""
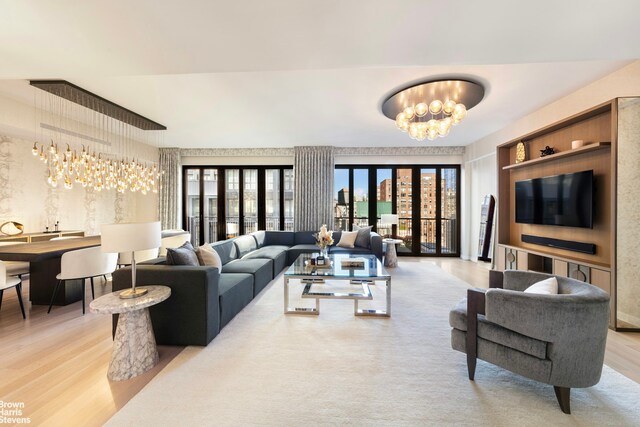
[340, 257, 366, 269]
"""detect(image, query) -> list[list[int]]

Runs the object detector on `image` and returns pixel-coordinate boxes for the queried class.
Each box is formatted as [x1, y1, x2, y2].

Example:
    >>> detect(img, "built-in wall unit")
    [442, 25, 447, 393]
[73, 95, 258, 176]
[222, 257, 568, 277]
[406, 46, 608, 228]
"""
[495, 97, 640, 331]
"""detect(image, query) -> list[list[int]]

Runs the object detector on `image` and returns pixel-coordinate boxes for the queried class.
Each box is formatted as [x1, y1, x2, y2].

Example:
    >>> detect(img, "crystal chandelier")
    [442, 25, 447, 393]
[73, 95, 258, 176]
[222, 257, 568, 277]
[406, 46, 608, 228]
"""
[382, 79, 485, 142]
[29, 80, 166, 194]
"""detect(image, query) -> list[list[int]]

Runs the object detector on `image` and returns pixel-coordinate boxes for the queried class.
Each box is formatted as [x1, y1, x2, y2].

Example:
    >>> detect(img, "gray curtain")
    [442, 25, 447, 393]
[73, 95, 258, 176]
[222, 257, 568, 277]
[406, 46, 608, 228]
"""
[159, 147, 181, 230]
[293, 146, 335, 231]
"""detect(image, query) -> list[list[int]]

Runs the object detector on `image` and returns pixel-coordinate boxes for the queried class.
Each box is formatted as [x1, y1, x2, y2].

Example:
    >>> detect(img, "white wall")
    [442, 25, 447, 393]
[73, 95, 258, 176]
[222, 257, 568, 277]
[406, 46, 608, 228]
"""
[462, 60, 640, 262]
[0, 83, 160, 234]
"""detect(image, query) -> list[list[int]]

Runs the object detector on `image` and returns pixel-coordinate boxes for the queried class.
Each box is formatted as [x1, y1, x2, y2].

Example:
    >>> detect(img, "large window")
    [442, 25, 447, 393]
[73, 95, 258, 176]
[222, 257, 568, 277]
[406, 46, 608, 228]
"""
[335, 164, 460, 257]
[183, 166, 294, 245]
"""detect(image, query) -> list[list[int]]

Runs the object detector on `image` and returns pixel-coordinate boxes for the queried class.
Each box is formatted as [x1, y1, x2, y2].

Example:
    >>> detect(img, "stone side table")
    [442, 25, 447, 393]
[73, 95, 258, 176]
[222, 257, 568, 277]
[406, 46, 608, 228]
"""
[383, 239, 403, 268]
[90, 286, 171, 381]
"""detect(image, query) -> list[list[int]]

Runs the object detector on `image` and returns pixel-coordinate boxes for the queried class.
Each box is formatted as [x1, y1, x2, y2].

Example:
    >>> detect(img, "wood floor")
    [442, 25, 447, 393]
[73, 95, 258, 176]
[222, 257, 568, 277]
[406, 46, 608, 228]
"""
[0, 258, 638, 426]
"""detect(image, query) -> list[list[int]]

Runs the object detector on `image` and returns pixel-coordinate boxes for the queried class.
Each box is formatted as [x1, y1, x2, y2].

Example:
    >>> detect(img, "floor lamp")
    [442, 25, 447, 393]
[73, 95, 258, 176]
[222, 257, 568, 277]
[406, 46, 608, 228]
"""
[101, 221, 161, 299]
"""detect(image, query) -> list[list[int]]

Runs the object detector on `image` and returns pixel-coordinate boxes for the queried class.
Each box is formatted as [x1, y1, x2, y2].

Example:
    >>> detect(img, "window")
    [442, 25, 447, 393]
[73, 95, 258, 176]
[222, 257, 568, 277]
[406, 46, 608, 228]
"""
[335, 164, 460, 257]
[183, 166, 294, 244]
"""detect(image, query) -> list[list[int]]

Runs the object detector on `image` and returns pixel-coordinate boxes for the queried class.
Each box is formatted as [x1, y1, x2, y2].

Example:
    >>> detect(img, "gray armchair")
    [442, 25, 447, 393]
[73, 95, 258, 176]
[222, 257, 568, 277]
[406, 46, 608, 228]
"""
[449, 270, 610, 414]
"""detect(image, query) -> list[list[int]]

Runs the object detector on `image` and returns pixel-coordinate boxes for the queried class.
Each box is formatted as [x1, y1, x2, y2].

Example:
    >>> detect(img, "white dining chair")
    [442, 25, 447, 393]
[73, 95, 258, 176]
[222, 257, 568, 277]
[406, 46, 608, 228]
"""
[47, 246, 118, 315]
[158, 233, 191, 256]
[0, 260, 26, 319]
[118, 247, 160, 266]
[0, 242, 30, 278]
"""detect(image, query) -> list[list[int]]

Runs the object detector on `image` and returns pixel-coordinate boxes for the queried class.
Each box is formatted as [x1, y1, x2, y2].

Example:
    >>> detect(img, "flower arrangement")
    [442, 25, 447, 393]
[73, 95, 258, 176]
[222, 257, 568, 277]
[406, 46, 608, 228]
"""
[313, 224, 334, 251]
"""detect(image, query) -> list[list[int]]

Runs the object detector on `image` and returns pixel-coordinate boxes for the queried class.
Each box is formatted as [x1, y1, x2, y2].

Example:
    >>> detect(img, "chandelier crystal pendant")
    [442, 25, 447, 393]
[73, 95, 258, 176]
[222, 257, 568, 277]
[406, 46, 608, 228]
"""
[29, 80, 166, 194]
[382, 79, 484, 142]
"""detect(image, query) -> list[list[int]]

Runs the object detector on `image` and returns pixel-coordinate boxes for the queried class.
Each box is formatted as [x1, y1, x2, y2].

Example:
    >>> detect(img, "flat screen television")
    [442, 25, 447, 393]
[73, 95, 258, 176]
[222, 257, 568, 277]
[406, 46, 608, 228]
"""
[515, 170, 594, 228]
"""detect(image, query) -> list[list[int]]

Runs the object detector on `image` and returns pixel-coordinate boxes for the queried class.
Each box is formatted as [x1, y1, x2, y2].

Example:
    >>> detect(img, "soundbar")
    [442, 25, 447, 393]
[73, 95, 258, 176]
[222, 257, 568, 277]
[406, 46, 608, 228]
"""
[521, 234, 596, 255]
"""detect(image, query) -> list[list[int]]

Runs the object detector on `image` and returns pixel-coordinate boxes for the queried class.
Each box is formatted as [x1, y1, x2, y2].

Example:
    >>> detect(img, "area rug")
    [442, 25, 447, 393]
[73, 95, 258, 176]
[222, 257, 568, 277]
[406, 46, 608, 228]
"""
[106, 261, 640, 426]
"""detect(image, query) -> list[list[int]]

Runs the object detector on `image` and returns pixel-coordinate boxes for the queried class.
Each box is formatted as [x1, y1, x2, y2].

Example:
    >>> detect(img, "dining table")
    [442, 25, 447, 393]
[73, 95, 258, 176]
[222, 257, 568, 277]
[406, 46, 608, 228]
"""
[0, 236, 101, 306]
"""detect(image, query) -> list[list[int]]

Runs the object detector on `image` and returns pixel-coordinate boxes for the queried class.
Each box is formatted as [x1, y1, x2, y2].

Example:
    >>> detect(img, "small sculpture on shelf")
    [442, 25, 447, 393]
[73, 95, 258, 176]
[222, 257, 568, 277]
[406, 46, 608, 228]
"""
[540, 146, 555, 157]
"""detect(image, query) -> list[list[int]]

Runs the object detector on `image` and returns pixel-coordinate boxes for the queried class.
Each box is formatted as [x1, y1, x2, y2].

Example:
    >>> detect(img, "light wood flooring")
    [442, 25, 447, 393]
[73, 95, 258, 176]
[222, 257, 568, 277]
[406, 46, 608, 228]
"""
[0, 258, 638, 426]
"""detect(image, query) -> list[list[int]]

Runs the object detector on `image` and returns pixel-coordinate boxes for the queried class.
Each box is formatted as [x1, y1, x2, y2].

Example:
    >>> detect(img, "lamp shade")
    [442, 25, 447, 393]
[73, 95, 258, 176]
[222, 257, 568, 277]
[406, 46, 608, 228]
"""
[100, 221, 161, 253]
[381, 214, 399, 225]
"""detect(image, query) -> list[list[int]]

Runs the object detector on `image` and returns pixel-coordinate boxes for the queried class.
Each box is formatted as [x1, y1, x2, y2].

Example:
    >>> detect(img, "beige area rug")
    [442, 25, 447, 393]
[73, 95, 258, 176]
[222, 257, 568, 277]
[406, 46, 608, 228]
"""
[106, 260, 640, 426]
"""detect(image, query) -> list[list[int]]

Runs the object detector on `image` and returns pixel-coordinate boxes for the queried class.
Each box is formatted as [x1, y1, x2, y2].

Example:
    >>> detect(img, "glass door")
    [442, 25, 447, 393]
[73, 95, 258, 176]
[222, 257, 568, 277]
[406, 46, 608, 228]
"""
[334, 169, 349, 231]
[420, 168, 437, 254]
[353, 169, 369, 228]
[265, 169, 280, 230]
[375, 169, 392, 236]
[225, 169, 240, 238]
[440, 168, 459, 254]
[203, 169, 218, 244]
[243, 169, 259, 234]
[185, 169, 200, 245]
[396, 168, 413, 254]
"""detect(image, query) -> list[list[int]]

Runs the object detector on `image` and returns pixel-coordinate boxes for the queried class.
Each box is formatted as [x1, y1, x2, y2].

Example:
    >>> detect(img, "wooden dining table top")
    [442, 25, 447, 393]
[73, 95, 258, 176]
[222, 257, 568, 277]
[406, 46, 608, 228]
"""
[0, 235, 102, 262]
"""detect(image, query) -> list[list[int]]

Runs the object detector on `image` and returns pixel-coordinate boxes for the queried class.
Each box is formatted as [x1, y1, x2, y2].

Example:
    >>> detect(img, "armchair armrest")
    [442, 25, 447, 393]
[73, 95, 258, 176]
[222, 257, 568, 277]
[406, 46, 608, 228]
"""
[466, 288, 487, 380]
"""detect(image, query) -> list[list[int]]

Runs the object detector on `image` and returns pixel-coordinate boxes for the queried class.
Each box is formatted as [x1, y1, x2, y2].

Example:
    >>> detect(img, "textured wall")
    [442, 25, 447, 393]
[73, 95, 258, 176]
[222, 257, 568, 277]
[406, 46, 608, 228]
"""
[616, 97, 640, 328]
[0, 134, 159, 235]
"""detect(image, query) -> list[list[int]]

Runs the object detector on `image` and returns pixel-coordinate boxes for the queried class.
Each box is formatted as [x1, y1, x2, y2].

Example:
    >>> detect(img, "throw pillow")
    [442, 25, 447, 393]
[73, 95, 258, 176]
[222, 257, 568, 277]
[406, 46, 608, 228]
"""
[354, 225, 372, 248]
[523, 277, 558, 295]
[196, 244, 223, 270]
[166, 241, 199, 266]
[337, 230, 358, 248]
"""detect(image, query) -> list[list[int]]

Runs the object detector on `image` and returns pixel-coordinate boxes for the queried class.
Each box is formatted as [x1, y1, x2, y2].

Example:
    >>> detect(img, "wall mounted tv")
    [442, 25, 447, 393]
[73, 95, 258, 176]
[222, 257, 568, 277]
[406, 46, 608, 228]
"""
[515, 170, 594, 228]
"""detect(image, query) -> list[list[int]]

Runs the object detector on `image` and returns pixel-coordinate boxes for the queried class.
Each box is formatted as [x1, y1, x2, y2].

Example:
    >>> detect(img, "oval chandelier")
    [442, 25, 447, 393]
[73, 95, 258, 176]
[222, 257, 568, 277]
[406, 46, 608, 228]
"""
[382, 79, 484, 141]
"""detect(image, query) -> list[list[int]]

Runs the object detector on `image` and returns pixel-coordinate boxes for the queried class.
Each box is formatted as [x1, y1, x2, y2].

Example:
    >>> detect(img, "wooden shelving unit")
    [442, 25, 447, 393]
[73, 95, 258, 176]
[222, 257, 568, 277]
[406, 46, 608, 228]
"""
[502, 142, 611, 170]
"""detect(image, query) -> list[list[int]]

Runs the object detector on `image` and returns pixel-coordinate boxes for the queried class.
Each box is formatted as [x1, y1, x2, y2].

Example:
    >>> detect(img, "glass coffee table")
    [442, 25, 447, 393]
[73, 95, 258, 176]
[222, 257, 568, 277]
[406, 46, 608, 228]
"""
[284, 253, 391, 317]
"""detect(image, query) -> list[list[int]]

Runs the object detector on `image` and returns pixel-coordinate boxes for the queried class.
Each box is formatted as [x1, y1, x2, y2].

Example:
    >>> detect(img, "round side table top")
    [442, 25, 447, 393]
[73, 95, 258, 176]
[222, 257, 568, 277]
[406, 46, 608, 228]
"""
[383, 239, 403, 245]
[90, 286, 171, 315]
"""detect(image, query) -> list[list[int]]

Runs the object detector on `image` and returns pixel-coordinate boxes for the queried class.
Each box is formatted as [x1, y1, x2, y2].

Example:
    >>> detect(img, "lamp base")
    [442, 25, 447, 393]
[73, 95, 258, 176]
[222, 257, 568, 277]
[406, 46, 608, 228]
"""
[119, 288, 149, 299]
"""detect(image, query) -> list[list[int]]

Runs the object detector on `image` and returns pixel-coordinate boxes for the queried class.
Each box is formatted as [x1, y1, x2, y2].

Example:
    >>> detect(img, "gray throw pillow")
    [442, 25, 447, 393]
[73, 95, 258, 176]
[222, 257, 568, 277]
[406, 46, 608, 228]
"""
[166, 241, 199, 266]
[354, 226, 372, 248]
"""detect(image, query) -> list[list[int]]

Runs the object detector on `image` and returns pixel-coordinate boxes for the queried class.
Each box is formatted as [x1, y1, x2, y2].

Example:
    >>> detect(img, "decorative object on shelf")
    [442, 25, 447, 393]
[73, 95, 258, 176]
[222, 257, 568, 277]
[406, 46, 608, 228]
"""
[571, 139, 587, 149]
[101, 221, 161, 299]
[515, 141, 526, 163]
[0, 221, 24, 236]
[29, 80, 165, 194]
[382, 79, 484, 141]
[313, 224, 334, 259]
[540, 146, 555, 157]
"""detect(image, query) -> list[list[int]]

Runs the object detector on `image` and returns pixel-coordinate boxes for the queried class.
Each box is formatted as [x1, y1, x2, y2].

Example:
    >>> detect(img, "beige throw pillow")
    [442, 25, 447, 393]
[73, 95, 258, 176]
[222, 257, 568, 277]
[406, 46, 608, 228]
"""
[196, 244, 223, 270]
[337, 231, 358, 248]
[524, 277, 558, 295]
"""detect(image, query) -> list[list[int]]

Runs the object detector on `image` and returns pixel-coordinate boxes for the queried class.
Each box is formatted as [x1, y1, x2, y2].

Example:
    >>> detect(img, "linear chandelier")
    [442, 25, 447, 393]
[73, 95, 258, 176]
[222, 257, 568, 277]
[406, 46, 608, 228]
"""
[29, 80, 166, 194]
[382, 79, 484, 141]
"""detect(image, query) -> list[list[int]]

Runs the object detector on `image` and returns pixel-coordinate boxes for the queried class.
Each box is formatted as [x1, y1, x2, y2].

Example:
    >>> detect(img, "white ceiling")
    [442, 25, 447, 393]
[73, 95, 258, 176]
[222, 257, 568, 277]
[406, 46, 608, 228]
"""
[0, 0, 639, 148]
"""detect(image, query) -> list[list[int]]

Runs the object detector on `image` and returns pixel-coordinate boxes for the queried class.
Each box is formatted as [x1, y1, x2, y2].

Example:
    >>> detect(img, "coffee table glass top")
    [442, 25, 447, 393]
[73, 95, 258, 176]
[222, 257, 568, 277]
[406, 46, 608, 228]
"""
[285, 253, 390, 279]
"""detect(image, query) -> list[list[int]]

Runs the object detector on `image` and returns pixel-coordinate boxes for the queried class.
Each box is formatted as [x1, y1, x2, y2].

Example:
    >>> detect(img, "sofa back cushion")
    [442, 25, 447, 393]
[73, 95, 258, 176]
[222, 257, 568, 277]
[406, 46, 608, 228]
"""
[234, 235, 258, 257]
[211, 240, 238, 265]
[251, 231, 266, 248]
[264, 231, 294, 247]
[294, 231, 317, 245]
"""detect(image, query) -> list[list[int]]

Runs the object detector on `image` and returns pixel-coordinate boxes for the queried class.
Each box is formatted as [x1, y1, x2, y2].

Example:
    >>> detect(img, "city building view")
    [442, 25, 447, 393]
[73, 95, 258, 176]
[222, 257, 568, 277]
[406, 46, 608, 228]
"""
[334, 167, 458, 255]
[186, 168, 294, 244]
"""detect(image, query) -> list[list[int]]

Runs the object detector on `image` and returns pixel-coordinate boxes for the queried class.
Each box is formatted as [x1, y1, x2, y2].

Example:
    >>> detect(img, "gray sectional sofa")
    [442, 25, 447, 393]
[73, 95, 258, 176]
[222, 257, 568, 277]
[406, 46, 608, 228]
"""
[112, 230, 382, 346]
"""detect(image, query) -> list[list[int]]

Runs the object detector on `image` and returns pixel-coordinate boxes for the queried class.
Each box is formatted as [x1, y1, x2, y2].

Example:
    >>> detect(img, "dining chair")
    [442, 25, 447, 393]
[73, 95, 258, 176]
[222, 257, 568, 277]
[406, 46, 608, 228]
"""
[117, 247, 160, 267]
[0, 242, 30, 278]
[0, 260, 26, 319]
[47, 246, 118, 315]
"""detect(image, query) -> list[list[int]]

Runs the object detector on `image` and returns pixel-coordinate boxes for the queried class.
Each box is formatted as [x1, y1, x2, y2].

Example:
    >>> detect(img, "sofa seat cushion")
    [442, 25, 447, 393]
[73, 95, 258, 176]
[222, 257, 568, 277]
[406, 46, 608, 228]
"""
[243, 246, 288, 276]
[328, 246, 372, 256]
[222, 258, 274, 296]
[218, 273, 254, 329]
[449, 298, 548, 360]
[287, 244, 320, 264]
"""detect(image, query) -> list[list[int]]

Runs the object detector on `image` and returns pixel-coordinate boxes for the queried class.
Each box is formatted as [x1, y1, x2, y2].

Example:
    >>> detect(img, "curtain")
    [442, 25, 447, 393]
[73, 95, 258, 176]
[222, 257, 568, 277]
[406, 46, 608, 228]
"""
[293, 146, 335, 231]
[159, 147, 181, 230]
